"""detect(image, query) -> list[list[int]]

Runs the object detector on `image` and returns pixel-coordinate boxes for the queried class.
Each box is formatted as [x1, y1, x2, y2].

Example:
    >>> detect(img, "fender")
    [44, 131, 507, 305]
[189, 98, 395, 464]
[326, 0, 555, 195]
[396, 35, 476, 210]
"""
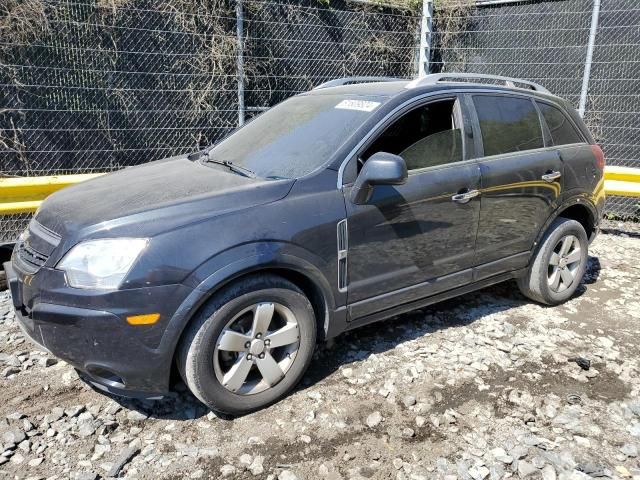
[154, 241, 339, 368]
[533, 193, 599, 254]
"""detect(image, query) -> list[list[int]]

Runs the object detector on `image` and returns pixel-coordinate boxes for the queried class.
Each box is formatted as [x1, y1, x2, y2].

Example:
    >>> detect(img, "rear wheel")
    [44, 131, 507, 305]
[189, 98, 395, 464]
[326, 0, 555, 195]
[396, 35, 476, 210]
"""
[177, 275, 316, 415]
[518, 217, 589, 305]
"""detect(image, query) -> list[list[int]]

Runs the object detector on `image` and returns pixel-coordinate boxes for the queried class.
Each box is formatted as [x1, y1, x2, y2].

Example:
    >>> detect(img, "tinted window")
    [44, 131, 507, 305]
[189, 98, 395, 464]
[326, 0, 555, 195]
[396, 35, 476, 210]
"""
[363, 99, 462, 171]
[537, 102, 584, 146]
[473, 95, 544, 156]
[209, 95, 385, 179]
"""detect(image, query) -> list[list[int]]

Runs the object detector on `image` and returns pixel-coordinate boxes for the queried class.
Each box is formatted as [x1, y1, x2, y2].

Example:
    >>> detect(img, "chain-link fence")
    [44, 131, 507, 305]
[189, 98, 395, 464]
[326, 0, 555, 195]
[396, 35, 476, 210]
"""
[1, 0, 639, 244]
[0, 0, 420, 242]
[431, 0, 640, 219]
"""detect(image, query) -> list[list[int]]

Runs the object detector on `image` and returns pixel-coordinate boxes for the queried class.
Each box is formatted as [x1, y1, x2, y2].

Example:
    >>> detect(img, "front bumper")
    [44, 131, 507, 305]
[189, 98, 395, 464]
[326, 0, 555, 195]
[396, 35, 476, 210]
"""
[4, 260, 193, 398]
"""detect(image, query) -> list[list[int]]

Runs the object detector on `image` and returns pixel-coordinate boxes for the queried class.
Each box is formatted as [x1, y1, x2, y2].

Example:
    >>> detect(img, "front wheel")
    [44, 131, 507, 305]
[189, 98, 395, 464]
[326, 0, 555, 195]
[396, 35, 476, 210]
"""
[518, 217, 589, 305]
[177, 275, 316, 415]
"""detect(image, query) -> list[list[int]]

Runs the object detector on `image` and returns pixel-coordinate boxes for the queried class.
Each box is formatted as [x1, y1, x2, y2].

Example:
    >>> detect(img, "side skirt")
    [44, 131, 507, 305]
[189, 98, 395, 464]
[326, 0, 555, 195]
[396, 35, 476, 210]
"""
[337, 268, 526, 336]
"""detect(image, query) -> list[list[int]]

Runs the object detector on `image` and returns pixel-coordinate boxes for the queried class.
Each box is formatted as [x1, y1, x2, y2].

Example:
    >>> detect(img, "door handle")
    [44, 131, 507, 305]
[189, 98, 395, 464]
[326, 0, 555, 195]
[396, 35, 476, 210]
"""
[542, 170, 562, 182]
[451, 189, 480, 204]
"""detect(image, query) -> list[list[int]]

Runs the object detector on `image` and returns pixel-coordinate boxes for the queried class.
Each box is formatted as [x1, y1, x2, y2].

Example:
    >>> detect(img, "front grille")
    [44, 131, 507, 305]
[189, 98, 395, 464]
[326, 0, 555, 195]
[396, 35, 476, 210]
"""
[14, 220, 61, 274]
[16, 242, 49, 273]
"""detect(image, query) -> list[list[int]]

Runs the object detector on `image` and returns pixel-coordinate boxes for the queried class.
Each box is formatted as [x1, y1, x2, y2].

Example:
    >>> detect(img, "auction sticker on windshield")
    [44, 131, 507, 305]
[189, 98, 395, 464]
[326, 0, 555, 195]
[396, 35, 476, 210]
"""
[335, 99, 381, 112]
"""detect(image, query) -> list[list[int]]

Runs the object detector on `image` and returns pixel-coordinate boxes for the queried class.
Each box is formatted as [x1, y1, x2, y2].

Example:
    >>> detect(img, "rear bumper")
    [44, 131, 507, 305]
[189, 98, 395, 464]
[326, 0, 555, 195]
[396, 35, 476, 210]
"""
[4, 261, 193, 398]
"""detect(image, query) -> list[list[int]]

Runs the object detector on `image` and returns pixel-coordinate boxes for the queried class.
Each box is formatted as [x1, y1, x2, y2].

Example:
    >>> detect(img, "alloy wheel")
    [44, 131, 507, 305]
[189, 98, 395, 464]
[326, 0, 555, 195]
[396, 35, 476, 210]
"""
[213, 302, 300, 395]
[547, 234, 582, 293]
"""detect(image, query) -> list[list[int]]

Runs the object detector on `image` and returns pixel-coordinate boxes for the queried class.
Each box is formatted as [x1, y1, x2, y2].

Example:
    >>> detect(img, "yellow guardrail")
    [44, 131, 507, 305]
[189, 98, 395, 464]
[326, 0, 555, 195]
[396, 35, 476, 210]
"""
[0, 174, 103, 215]
[0, 166, 638, 216]
[604, 166, 640, 198]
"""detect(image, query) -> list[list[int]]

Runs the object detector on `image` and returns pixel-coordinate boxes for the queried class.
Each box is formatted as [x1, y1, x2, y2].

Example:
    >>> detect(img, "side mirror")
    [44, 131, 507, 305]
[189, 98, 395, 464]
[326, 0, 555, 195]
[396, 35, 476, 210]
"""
[350, 152, 408, 205]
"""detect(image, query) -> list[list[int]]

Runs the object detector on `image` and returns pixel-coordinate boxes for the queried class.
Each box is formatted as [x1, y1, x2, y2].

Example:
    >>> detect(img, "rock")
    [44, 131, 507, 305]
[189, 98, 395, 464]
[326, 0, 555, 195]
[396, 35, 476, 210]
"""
[39, 357, 58, 367]
[220, 464, 237, 477]
[517, 460, 538, 477]
[615, 465, 632, 478]
[239, 453, 253, 467]
[72, 473, 97, 480]
[491, 448, 513, 464]
[542, 465, 557, 480]
[568, 357, 591, 371]
[597, 337, 614, 348]
[247, 436, 264, 445]
[469, 465, 490, 480]
[9, 452, 24, 464]
[279, 470, 298, 480]
[106, 444, 140, 477]
[127, 410, 149, 422]
[2, 367, 20, 377]
[401, 427, 415, 438]
[28, 457, 44, 467]
[402, 395, 417, 407]
[620, 443, 638, 457]
[249, 456, 265, 476]
[366, 411, 382, 428]
[65, 405, 86, 418]
[341, 368, 353, 378]
[44, 407, 65, 424]
[6, 412, 25, 421]
[2, 429, 26, 445]
[510, 446, 529, 460]
[2, 355, 21, 367]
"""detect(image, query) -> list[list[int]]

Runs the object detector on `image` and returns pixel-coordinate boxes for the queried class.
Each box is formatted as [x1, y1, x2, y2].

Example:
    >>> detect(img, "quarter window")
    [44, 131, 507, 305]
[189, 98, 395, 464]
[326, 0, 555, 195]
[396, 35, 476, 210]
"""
[537, 102, 584, 146]
[473, 95, 544, 156]
[362, 99, 463, 171]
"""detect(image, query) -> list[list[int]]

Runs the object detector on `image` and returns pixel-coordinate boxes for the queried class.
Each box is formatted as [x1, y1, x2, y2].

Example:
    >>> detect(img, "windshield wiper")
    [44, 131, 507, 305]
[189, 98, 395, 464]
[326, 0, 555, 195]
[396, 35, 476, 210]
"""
[203, 157, 257, 179]
[189, 145, 257, 178]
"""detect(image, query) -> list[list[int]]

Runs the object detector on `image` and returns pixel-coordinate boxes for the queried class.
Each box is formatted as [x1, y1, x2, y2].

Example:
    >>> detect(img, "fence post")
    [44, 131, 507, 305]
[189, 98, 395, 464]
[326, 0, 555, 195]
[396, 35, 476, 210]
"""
[579, 0, 601, 117]
[418, 0, 434, 77]
[236, 0, 246, 126]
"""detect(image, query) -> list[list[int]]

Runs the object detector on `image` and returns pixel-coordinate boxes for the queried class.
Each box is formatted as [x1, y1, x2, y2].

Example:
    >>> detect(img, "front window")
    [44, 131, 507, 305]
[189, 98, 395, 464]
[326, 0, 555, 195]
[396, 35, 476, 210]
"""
[207, 94, 386, 179]
[362, 98, 463, 171]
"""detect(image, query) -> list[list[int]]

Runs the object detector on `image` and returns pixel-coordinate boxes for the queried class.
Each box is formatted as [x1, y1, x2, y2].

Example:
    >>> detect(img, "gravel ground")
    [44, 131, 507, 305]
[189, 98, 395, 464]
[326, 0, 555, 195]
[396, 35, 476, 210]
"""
[1, 220, 640, 480]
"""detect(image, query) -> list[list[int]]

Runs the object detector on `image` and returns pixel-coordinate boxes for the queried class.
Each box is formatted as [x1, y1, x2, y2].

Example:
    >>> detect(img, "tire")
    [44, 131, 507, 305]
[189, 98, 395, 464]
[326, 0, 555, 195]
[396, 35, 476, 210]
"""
[517, 217, 589, 305]
[177, 275, 316, 415]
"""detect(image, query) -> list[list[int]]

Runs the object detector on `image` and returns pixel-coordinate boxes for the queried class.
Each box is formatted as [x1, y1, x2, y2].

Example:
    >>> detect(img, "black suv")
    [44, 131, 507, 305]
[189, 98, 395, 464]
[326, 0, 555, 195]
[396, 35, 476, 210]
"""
[5, 74, 605, 414]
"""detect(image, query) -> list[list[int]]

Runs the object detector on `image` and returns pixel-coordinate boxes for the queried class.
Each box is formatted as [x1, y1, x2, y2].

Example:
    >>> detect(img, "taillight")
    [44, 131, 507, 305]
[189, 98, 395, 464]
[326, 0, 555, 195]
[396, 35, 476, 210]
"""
[591, 144, 605, 171]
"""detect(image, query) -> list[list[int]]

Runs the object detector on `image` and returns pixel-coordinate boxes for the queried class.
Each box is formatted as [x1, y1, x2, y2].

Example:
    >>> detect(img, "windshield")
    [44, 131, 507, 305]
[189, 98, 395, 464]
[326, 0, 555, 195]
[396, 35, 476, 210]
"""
[207, 94, 386, 179]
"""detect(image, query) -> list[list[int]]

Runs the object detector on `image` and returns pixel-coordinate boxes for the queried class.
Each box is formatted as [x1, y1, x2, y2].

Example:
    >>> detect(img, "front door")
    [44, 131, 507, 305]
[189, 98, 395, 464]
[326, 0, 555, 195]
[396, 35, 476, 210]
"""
[468, 94, 564, 273]
[344, 96, 481, 319]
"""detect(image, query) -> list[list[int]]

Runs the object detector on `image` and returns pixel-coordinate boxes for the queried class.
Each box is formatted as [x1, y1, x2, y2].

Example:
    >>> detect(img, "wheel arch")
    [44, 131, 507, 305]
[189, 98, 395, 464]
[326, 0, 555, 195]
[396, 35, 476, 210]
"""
[159, 251, 337, 385]
[536, 197, 599, 251]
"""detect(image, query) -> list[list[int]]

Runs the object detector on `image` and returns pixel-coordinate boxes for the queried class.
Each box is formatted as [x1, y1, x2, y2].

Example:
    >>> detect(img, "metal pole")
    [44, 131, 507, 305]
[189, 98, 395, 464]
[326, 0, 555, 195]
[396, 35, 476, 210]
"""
[578, 0, 601, 117]
[418, 0, 433, 77]
[236, 0, 245, 126]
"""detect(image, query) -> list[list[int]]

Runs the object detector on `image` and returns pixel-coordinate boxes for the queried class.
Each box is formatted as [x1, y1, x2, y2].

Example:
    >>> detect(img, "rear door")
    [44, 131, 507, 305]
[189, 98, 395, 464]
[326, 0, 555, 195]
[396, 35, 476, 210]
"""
[468, 93, 564, 277]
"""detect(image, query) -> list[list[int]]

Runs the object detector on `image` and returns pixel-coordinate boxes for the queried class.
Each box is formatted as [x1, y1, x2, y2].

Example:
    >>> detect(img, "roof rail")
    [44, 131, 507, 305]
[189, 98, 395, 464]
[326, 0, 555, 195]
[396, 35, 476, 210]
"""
[314, 77, 405, 90]
[405, 73, 551, 94]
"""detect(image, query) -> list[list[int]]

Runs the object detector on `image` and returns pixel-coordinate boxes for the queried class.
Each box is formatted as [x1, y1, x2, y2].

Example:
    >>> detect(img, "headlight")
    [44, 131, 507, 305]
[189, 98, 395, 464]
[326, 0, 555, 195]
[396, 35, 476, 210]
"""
[57, 238, 148, 290]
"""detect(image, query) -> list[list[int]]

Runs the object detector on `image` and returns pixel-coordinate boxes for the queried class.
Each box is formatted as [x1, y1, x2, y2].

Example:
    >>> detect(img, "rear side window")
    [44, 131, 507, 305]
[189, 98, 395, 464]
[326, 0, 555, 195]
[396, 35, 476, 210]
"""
[473, 95, 544, 156]
[537, 102, 584, 146]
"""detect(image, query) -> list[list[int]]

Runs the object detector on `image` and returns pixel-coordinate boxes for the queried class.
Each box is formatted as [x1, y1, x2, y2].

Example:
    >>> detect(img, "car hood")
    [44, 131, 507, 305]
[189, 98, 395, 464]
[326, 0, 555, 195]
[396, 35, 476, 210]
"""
[35, 155, 295, 239]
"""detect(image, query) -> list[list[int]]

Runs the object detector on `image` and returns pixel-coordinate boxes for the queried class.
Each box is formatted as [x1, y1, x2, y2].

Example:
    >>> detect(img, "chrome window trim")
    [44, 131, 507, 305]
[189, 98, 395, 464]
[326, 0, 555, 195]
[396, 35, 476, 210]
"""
[336, 87, 550, 189]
